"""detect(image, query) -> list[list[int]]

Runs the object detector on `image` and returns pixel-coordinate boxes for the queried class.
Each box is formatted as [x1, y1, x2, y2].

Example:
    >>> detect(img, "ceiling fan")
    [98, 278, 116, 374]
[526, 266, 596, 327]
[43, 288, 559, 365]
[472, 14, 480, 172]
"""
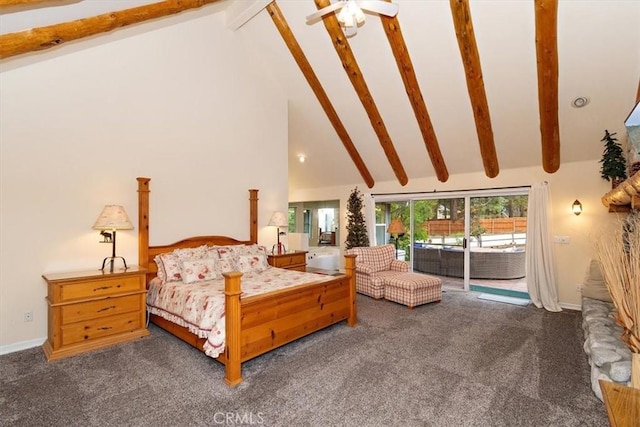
[306, 0, 399, 37]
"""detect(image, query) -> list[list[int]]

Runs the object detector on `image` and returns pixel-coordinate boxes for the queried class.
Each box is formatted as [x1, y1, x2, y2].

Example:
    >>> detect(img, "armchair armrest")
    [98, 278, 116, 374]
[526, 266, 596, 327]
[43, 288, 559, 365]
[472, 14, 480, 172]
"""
[390, 260, 409, 272]
[356, 263, 375, 275]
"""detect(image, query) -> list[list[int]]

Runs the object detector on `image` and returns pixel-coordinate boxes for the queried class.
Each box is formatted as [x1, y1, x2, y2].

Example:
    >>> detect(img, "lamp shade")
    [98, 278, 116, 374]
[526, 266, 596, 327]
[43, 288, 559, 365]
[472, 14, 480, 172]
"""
[92, 205, 134, 230]
[387, 218, 406, 236]
[268, 211, 288, 228]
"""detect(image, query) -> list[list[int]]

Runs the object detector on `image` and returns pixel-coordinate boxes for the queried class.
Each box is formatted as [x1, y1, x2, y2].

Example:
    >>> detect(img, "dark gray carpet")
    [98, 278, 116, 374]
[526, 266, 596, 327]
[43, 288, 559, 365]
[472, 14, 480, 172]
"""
[0, 291, 607, 426]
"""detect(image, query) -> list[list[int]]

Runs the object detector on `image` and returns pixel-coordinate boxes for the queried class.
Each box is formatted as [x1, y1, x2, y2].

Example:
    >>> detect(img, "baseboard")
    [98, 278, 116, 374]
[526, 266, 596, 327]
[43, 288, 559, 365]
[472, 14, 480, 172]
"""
[0, 337, 46, 355]
[560, 302, 581, 311]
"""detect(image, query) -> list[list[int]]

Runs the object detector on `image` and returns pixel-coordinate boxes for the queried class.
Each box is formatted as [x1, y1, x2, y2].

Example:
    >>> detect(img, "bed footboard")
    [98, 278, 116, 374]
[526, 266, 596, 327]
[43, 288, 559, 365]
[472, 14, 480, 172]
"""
[222, 254, 356, 386]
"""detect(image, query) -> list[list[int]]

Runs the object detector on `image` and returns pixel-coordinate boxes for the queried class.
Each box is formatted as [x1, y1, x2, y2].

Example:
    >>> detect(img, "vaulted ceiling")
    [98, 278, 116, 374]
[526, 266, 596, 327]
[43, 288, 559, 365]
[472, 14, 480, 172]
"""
[2, 0, 639, 191]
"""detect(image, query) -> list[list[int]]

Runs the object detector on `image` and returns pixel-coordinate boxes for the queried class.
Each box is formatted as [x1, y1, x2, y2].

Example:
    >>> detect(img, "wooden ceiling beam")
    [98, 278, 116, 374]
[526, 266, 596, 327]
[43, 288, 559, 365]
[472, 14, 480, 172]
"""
[534, 0, 560, 173]
[0, 0, 60, 6]
[313, 0, 408, 186]
[0, 0, 222, 59]
[266, 1, 375, 188]
[450, 0, 499, 178]
[380, 8, 449, 183]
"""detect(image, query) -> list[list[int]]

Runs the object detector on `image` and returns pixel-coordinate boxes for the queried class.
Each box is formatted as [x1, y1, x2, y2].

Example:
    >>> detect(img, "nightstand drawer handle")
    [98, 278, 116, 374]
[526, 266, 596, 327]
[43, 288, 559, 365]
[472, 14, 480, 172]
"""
[97, 326, 112, 331]
[93, 285, 113, 291]
[97, 305, 116, 313]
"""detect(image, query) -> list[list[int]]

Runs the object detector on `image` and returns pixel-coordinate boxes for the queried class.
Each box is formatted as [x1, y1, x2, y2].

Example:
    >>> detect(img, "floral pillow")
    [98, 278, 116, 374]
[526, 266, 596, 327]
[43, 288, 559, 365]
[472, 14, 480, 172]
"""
[235, 254, 269, 273]
[181, 258, 221, 284]
[174, 245, 210, 262]
[154, 253, 183, 284]
[215, 245, 236, 260]
[234, 244, 267, 256]
[216, 258, 237, 275]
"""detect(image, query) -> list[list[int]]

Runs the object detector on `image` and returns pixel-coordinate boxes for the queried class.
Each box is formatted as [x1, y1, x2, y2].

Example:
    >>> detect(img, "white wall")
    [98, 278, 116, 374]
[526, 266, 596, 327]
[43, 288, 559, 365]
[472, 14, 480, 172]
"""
[290, 160, 621, 309]
[0, 10, 288, 350]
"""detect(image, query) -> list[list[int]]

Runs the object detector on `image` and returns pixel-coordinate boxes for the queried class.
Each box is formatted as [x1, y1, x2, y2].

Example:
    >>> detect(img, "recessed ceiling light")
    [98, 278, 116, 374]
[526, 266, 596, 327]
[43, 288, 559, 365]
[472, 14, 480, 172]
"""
[298, 155, 306, 163]
[571, 97, 590, 108]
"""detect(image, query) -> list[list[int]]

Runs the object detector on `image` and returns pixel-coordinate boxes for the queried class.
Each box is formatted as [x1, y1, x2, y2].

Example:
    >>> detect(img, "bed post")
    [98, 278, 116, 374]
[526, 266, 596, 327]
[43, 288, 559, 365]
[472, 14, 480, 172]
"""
[223, 271, 243, 386]
[137, 177, 150, 269]
[249, 189, 258, 244]
[345, 254, 357, 326]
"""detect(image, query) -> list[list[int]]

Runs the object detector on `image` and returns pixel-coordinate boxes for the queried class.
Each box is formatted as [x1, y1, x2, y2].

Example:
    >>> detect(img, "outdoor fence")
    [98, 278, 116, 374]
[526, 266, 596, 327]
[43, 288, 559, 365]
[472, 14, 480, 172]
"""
[424, 217, 527, 236]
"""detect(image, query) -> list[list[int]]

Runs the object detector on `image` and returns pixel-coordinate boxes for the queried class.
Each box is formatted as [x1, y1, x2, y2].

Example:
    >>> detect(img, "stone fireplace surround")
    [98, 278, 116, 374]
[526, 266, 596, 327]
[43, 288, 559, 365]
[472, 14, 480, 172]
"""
[580, 258, 633, 402]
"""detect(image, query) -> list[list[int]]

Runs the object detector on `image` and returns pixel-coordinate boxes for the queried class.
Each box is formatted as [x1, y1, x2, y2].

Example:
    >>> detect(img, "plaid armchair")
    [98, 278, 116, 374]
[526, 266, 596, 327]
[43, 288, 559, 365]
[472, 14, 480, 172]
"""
[346, 244, 409, 299]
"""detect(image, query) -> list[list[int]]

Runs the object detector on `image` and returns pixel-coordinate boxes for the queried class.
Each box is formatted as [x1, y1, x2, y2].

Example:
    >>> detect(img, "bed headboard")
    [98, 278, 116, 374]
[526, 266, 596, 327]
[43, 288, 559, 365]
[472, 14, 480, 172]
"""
[136, 177, 259, 283]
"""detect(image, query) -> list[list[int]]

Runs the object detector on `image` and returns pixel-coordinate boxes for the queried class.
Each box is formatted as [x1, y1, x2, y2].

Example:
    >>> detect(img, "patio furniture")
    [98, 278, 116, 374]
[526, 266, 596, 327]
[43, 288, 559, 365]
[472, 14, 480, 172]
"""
[412, 246, 440, 275]
[413, 246, 525, 279]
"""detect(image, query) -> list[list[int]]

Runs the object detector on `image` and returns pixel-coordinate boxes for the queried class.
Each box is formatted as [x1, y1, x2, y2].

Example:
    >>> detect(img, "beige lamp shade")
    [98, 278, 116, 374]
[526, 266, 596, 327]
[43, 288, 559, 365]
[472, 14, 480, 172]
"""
[92, 205, 134, 230]
[268, 211, 288, 228]
[387, 218, 406, 236]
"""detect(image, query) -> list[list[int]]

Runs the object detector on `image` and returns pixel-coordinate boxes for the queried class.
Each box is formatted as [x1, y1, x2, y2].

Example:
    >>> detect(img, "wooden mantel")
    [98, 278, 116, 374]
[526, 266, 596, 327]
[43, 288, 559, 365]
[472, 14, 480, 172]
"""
[602, 171, 640, 211]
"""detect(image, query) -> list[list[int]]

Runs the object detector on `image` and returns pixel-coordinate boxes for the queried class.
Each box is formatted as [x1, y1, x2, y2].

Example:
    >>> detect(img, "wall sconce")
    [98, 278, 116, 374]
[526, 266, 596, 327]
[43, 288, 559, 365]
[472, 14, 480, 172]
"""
[93, 205, 134, 271]
[268, 211, 288, 254]
[387, 218, 406, 259]
[572, 200, 583, 216]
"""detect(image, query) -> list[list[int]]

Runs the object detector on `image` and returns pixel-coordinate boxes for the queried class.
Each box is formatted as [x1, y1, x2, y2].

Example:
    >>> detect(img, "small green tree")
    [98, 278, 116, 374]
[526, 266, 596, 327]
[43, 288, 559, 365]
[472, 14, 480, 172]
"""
[470, 219, 487, 248]
[599, 130, 627, 182]
[345, 187, 369, 249]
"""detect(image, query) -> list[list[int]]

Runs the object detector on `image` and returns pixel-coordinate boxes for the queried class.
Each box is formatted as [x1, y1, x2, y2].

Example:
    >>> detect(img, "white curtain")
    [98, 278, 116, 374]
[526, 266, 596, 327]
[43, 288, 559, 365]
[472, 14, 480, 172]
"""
[363, 193, 377, 246]
[526, 182, 562, 312]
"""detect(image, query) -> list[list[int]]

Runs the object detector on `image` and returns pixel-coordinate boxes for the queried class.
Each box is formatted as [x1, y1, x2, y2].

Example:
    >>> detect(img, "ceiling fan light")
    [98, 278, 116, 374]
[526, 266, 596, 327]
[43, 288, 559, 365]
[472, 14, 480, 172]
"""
[354, 7, 365, 24]
[340, 12, 355, 27]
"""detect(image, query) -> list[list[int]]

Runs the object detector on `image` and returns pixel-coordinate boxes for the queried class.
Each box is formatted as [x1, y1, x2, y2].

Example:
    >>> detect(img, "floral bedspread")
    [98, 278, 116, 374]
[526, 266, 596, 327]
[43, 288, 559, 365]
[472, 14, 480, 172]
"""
[146, 268, 335, 358]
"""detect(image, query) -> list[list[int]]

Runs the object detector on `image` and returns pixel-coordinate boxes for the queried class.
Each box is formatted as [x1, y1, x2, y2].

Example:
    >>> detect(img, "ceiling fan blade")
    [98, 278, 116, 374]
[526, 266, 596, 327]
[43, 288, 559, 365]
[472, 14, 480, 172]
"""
[357, 0, 399, 17]
[306, 1, 347, 24]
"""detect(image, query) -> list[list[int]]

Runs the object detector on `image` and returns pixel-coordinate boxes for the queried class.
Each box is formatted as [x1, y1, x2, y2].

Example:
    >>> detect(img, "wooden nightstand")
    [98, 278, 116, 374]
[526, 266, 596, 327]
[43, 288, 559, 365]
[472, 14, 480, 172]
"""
[267, 251, 307, 272]
[42, 266, 149, 361]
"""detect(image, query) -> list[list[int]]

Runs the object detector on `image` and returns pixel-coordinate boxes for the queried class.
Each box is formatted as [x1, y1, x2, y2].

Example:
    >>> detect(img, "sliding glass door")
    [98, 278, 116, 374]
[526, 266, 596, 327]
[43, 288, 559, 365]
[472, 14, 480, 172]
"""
[413, 198, 466, 289]
[375, 188, 528, 293]
[467, 195, 528, 294]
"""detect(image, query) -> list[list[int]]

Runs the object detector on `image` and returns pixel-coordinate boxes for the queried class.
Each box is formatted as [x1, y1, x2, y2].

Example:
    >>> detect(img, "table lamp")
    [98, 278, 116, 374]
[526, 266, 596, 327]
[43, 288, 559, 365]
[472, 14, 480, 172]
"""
[268, 211, 288, 254]
[93, 205, 134, 271]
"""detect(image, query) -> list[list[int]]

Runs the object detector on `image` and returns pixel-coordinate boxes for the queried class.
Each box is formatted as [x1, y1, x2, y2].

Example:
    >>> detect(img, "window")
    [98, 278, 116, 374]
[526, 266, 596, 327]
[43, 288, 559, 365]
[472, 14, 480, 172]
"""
[288, 207, 296, 233]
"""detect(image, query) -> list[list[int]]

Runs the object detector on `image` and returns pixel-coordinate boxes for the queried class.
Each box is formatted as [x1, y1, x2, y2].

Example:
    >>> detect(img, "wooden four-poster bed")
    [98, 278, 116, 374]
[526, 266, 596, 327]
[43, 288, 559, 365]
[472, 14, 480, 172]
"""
[136, 177, 357, 386]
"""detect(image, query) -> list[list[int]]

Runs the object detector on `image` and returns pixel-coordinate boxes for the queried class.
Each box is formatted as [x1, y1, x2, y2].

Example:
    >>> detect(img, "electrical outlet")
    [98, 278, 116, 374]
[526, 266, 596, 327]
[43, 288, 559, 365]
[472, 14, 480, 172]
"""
[24, 311, 33, 322]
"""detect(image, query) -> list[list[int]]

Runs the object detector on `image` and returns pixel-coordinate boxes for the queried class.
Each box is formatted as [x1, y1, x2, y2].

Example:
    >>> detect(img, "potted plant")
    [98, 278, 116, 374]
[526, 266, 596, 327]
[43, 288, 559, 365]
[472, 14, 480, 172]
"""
[599, 130, 627, 188]
[345, 187, 369, 249]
